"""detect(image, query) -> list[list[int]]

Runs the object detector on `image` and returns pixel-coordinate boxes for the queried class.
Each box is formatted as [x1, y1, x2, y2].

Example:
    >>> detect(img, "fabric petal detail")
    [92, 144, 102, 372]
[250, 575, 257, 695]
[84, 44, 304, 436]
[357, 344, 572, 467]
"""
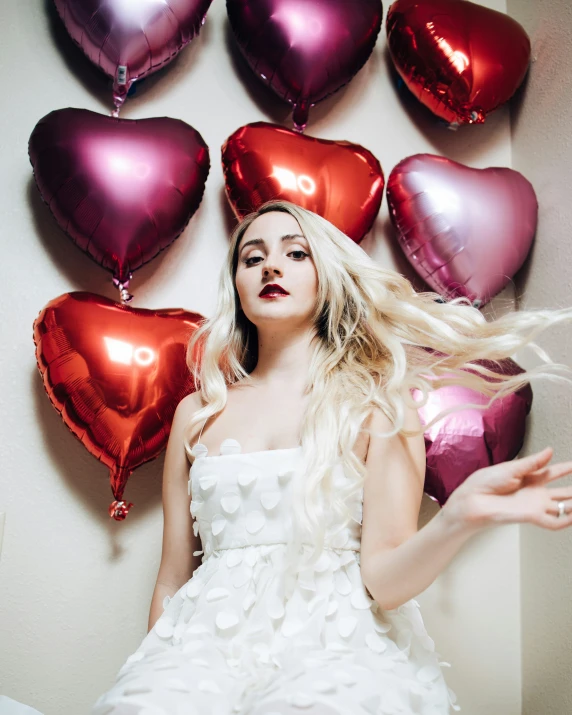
[260, 490, 282, 510]
[245, 510, 266, 534]
[220, 492, 241, 515]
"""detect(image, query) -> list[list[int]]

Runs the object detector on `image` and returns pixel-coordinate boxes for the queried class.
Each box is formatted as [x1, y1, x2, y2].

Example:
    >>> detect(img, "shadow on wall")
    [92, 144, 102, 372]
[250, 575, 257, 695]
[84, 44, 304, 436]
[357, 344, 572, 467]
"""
[382, 46, 516, 163]
[26, 175, 210, 301]
[31, 365, 165, 558]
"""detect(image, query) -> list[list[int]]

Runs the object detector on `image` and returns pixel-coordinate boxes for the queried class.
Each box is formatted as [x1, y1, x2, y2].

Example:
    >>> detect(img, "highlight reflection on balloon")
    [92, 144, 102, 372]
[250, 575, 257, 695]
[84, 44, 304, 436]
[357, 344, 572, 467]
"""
[33, 292, 204, 520]
[416, 357, 533, 506]
[28, 108, 210, 291]
[53, 0, 214, 111]
[222, 122, 384, 242]
[386, 0, 531, 126]
[386, 154, 538, 307]
[226, 0, 383, 131]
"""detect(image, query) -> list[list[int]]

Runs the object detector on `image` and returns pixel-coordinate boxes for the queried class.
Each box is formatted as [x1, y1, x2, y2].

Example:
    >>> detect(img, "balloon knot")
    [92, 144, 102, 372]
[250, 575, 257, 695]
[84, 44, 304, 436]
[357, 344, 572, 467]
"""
[112, 273, 134, 303]
[292, 101, 310, 133]
[109, 500, 134, 520]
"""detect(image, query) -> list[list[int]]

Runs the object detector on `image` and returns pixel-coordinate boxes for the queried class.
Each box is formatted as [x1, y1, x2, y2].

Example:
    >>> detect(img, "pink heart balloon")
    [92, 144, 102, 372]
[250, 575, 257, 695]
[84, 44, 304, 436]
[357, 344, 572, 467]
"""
[226, 0, 383, 131]
[53, 0, 213, 110]
[29, 108, 210, 290]
[414, 356, 533, 506]
[387, 154, 538, 307]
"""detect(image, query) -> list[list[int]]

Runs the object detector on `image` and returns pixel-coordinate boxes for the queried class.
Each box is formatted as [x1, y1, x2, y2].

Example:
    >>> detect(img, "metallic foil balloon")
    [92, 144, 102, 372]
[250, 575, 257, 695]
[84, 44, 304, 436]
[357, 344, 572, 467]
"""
[415, 356, 533, 506]
[386, 154, 538, 307]
[222, 122, 384, 242]
[33, 292, 203, 520]
[53, 0, 213, 111]
[386, 0, 531, 126]
[226, 0, 383, 131]
[29, 108, 210, 295]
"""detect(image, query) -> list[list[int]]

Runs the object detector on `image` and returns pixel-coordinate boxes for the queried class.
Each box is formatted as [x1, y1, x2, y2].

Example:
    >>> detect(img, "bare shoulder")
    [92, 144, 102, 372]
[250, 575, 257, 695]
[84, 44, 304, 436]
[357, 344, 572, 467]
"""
[169, 391, 204, 461]
[363, 386, 425, 470]
[174, 390, 205, 428]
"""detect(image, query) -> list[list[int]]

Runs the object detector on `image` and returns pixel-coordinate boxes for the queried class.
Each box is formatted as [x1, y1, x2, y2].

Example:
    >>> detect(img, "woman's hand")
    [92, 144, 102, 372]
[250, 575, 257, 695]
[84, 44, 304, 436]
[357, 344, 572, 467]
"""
[443, 446, 572, 531]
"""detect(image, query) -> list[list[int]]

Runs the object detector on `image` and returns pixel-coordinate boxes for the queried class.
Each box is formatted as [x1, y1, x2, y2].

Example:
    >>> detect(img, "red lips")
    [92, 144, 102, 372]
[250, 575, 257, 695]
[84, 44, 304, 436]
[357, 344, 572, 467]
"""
[259, 283, 289, 296]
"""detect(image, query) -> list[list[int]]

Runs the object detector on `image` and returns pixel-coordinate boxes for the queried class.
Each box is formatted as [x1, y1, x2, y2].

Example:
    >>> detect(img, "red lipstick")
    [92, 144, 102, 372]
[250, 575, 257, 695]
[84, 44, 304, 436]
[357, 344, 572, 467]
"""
[259, 283, 289, 298]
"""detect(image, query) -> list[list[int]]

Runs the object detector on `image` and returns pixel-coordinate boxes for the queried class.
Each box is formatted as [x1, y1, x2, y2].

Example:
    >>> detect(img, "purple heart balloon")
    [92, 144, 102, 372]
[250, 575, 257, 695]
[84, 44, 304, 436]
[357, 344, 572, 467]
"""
[415, 357, 533, 506]
[29, 108, 210, 290]
[226, 0, 383, 131]
[387, 154, 538, 307]
[53, 0, 213, 110]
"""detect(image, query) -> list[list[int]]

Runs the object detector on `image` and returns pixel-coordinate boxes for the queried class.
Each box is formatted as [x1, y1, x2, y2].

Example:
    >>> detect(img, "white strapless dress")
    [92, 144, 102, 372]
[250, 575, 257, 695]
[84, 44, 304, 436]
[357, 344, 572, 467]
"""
[91, 438, 460, 715]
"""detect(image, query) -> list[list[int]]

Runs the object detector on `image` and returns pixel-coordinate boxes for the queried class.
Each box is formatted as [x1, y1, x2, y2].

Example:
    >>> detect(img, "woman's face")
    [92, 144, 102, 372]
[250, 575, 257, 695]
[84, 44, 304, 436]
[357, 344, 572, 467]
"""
[234, 211, 318, 331]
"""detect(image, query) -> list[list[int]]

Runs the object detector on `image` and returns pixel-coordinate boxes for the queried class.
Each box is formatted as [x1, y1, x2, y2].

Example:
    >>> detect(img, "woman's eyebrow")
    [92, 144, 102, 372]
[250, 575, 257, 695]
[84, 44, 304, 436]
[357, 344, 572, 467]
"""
[239, 233, 307, 254]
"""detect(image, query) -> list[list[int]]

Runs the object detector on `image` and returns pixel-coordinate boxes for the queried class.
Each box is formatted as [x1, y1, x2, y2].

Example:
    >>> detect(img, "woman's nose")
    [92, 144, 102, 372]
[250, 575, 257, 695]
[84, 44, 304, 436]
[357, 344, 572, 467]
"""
[263, 257, 282, 274]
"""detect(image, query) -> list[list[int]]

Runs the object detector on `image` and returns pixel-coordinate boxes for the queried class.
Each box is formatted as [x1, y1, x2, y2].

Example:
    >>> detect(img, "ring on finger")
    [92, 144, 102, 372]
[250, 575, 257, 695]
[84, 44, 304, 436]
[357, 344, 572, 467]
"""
[556, 500, 568, 518]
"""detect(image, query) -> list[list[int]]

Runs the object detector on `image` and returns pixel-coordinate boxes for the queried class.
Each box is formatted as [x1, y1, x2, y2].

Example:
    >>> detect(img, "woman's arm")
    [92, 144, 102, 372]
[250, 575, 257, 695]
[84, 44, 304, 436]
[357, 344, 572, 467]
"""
[148, 581, 185, 633]
[148, 392, 203, 632]
[360, 403, 572, 611]
[359, 401, 477, 611]
[361, 503, 478, 611]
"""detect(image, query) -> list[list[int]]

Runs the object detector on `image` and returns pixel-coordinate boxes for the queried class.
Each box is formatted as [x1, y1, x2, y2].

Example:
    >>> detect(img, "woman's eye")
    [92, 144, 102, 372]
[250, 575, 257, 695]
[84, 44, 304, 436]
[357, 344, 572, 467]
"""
[243, 250, 308, 266]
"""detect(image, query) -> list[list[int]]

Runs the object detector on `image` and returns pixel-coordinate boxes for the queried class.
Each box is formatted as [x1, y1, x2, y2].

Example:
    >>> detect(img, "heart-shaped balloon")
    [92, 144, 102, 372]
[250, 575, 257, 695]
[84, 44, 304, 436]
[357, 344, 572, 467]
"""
[53, 0, 213, 110]
[222, 122, 384, 242]
[33, 291, 203, 520]
[415, 356, 533, 506]
[386, 0, 531, 125]
[226, 0, 383, 131]
[386, 154, 538, 307]
[29, 108, 210, 292]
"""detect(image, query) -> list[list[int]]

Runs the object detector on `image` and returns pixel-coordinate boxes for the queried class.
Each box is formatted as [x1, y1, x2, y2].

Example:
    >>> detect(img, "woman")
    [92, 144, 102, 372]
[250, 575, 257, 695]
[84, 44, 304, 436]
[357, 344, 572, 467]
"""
[92, 200, 572, 715]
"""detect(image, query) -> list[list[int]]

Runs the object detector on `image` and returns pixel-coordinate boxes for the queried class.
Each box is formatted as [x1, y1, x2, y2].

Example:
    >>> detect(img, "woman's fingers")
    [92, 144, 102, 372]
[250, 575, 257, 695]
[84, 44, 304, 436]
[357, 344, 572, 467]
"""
[545, 484, 572, 501]
[480, 447, 555, 492]
[536, 502, 572, 530]
[458, 448, 572, 531]
[523, 481, 572, 531]
[513, 446, 553, 474]
[525, 460, 572, 485]
[546, 460, 572, 482]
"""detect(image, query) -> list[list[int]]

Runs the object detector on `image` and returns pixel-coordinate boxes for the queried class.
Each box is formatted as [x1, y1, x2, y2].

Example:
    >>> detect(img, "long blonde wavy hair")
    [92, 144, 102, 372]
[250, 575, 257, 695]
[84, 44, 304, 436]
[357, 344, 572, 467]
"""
[184, 199, 572, 591]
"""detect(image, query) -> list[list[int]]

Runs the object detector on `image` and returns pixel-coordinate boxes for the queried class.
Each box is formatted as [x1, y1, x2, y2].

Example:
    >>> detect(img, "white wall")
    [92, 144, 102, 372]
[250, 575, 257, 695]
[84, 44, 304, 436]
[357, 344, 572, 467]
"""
[507, 1, 572, 714]
[0, 1, 523, 713]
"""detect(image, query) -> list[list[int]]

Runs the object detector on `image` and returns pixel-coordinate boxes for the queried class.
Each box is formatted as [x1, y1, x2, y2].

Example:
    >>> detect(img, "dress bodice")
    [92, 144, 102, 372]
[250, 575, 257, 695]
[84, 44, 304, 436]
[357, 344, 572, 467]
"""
[188, 438, 363, 561]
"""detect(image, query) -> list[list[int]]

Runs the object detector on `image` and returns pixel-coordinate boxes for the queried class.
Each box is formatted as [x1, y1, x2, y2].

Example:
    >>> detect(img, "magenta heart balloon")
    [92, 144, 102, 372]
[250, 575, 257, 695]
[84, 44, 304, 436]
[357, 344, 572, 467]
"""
[53, 0, 213, 110]
[29, 108, 210, 289]
[415, 357, 533, 506]
[226, 0, 383, 131]
[387, 154, 538, 307]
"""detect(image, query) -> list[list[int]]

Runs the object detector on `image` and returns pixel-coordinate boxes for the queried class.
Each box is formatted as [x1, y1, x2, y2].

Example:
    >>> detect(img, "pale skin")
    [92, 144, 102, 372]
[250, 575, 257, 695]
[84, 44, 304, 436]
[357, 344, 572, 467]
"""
[148, 210, 572, 631]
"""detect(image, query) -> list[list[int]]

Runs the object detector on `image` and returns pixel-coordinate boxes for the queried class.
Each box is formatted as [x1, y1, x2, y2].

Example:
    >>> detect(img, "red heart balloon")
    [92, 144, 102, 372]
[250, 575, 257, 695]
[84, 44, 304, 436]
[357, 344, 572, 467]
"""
[386, 154, 538, 306]
[33, 292, 203, 520]
[227, 0, 383, 130]
[222, 122, 384, 242]
[386, 0, 531, 125]
[53, 0, 213, 110]
[29, 108, 210, 289]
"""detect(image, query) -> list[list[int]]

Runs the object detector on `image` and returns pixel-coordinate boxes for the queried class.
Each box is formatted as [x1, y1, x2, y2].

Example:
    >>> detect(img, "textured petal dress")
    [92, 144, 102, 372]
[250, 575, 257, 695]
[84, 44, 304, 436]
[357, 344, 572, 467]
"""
[91, 437, 461, 715]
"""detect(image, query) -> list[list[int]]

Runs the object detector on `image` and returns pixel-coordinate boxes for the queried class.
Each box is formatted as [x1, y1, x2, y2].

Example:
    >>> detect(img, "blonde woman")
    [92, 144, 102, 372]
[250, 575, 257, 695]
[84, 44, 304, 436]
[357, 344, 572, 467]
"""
[92, 200, 572, 715]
